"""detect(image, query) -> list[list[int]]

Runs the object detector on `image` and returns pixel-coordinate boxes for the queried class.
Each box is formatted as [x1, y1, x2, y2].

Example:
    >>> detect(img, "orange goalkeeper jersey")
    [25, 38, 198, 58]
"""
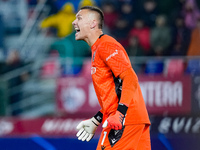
[91, 34, 150, 125]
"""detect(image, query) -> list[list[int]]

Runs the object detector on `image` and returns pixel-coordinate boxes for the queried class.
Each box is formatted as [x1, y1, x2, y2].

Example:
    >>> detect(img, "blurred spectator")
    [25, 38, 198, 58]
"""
[119, 2, 136, 25]
[46, 0, 60, 15]
[49, 31, 90, 76]
[0, 0, 28, 34]
[78, 0, 96, 8]
[111, 17, 130, 47]
[155, 0, 182, 23]
[51, 0, 99, 13]
[101, 2, 118, 32]
[129, 18, 151, 54]
[28, 0, 59, 15]
[1, 50, 30, 115]
[140, 0, 159, 27]
[50, 31, 90, 58]
[182, 0, 200, 29]
[126, 36, 146, 56]
[171, 16, 191, 56]
[150, 15, 172, 56]
[187, 17, 200, 56]
[40, 2, 76, 38]
[48, 0, 68, 11]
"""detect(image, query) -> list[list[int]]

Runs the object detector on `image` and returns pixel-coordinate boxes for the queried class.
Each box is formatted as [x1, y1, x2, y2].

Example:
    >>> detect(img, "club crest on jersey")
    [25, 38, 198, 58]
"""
[106, 50, 118, 61]
[91, 67, 96, 75]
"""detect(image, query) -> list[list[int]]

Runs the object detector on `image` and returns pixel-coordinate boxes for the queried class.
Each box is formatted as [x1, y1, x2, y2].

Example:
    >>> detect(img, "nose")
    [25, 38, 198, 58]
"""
[72, 19, 76, 26]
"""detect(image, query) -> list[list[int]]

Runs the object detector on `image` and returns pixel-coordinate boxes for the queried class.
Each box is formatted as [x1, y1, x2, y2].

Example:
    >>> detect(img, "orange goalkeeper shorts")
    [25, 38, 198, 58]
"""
[96, 124, 151, 150]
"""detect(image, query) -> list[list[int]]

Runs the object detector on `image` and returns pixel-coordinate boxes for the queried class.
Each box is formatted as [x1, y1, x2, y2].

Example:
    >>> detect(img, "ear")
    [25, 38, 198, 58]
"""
[90, 20, 97, 29]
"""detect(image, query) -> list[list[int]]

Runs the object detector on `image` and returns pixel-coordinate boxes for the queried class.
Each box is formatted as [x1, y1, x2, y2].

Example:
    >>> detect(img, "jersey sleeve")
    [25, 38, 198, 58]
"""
[99, 42, 132, 77]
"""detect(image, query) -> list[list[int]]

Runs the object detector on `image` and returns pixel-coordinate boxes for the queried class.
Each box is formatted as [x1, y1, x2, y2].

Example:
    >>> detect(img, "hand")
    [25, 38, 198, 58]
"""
[102, 111, 125, 130]
[76, 117, 100, 142]
[102, 103, 128, 130]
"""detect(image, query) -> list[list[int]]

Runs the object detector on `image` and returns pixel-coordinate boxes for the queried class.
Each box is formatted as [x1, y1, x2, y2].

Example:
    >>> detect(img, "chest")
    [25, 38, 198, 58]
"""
[91, 50, 112, 80]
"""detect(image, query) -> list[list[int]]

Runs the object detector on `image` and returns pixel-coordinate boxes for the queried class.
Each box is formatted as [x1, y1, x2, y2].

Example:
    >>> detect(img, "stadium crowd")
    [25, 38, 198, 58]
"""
[101, 0, 200, 57]
[37, 0, 200, 76]
[0, 0, 199, 76]
[40, 0, 200, 57]
[0, 0, 200, 58]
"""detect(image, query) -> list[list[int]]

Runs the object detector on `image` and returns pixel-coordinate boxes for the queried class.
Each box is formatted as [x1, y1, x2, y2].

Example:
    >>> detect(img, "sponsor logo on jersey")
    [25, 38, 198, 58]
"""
[106, 50, 118, 61]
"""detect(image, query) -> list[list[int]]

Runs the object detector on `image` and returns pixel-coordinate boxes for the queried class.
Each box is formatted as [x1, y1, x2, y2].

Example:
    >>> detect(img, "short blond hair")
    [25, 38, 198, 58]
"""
[80, 6, 104, 29]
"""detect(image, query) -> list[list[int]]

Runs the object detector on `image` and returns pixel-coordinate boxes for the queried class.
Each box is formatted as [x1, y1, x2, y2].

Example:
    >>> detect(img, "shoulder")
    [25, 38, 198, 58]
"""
[97, 36, 127, 61]
[98, 35, 122, 50]
[101, 35, 118, 43]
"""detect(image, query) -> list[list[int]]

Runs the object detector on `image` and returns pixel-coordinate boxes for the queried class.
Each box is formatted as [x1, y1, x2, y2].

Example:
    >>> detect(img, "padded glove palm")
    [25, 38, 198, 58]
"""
[76, 117, 100, 142]
[76, 111, 103, 142]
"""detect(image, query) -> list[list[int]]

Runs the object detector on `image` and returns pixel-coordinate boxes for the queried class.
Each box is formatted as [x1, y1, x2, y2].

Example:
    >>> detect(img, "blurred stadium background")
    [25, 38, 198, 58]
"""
[0, 0, 200, 149]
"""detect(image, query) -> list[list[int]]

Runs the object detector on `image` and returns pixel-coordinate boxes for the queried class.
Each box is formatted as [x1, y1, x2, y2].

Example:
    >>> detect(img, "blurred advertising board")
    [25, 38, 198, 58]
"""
[191, 75, 200, 114]
[0, 115, 199, 138]
[150, 115, 200, 150]
[56, 75, 191, 115]
[0, 117, 102, 137]
[56, 76, 100, 115]
[139, 75, 191, 115]
[0, 74, 196, 150]
[150, 115, 200, 135]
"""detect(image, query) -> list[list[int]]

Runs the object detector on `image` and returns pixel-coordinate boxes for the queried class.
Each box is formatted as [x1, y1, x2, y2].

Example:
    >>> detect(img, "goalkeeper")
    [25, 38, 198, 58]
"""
[72, 6, 151, 150]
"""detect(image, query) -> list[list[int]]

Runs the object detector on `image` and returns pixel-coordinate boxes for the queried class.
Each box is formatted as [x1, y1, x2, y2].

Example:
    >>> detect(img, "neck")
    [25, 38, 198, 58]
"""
[84, 29, 103, 47]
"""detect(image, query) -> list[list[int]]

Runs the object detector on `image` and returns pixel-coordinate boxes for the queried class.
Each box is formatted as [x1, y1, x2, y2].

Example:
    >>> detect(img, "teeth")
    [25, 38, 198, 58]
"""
[75, 28, 79, 30]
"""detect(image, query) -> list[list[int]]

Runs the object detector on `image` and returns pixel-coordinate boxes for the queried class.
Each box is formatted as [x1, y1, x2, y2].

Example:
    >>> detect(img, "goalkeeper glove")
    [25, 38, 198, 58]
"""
[103, 103, 128, 130]
[76, 111, 102, 142]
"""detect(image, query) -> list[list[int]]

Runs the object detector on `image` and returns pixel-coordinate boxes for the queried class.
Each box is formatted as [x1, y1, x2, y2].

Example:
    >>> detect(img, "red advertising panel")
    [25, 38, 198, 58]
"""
[0, 75, 192, 137]
[139, 75, 191, 114]
[0, 117, 102, 137]
[56, 75, 191, 115]
[56, 76, 100, 114]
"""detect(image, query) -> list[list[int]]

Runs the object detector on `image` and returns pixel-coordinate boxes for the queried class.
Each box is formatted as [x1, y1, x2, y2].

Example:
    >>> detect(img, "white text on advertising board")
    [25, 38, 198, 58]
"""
[140, 81, 183, 107]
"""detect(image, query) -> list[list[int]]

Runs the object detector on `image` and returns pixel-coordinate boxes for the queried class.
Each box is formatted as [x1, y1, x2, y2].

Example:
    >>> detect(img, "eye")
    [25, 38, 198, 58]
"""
[78, 17, 82, 20]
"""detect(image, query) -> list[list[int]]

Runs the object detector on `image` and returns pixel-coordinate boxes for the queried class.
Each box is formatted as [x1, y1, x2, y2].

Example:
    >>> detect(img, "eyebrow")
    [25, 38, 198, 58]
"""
[76, 13, 82, 18]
